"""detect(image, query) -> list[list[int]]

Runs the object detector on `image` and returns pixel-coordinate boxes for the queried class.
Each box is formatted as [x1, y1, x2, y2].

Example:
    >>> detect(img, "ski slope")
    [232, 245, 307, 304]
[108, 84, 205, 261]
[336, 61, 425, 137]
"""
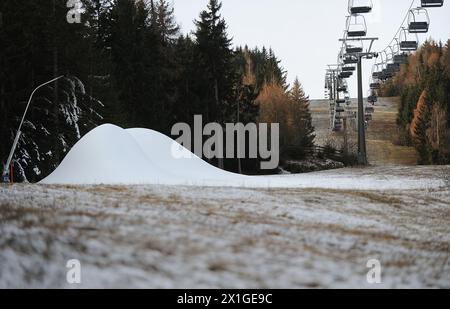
[41, 124, 444, 190]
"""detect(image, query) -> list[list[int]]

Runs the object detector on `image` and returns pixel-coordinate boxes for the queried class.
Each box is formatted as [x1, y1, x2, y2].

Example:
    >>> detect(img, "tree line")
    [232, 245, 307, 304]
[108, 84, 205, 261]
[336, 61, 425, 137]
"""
[0, 0, 315, 181]
[380, 40, 450, 164]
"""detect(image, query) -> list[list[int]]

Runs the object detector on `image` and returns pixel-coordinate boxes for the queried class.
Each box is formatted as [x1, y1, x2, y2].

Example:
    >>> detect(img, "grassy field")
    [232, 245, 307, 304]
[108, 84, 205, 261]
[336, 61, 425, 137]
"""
[0, 166, 449, 288]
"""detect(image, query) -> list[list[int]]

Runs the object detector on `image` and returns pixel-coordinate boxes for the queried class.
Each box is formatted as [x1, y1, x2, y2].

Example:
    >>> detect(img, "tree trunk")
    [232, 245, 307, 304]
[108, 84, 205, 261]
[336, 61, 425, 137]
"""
[214, 77, 224, 170]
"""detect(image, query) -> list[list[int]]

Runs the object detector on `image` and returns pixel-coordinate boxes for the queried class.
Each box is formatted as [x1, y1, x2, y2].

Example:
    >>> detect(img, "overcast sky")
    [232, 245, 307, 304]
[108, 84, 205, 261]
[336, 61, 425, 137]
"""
[172, 0, 450, 99]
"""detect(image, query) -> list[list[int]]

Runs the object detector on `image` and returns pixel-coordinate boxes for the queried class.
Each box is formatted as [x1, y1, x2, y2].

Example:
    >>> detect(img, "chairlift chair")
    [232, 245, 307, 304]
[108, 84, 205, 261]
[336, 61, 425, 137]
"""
[421, 0, 444, 7]
[408, 8, 430, 33]
[394, 53, 409, 64]
[342, 64, 356, 72]
[346, 15, 368, 37]
[370, 82, 381, 90]
[346, 40, 364, 54]
[366, 107, 375, 114]
[343, 55, 359, 64]
[399, 28, 419, 51]
[339, 72, 353, 79]
[346, 46, 364, 54]
[372, 63, 383, 79]
[387, 63, 401, 73]
[348, 0, 373, 14]
[368, 95, 378, 103]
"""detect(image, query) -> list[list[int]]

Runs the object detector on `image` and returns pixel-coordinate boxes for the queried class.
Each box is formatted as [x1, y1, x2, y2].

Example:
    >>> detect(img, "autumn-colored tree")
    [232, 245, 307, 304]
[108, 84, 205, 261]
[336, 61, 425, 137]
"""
[257, 78, 315, 160]
[382, 40, 450, 164]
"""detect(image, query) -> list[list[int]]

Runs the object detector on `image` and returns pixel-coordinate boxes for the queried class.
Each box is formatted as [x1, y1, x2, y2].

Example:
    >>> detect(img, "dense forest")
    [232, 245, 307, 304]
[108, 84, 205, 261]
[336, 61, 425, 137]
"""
[380, 40, 450, 165]
[0, 0, 315, 182]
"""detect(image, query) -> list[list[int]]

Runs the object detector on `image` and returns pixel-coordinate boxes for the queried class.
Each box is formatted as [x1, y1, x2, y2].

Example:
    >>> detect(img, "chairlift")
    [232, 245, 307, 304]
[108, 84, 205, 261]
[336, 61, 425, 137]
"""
[366, 107, 375, 114]
[408, 8, 430, 33]
[372, 63, 383, 79]
[394, 53, 409, 64]
[399, 28, 419, 51]
[346, 46, 364, 54]
[387, 63, 401, 73]
[336, 107, 345, 113]
[368, 95, 378, 103]
[346, 40, 364, 54]
[339, 72, 353, 79]
[336, 99, 346, 104]
[346, 15, 368, 37]
[348, 0, 373, 14]
[370, 82, 381, 90]
[365, 114, 373, 121]
[421, 0, 444, 7]
[342, 65, 356, 72]
[343, 55, 359, 64]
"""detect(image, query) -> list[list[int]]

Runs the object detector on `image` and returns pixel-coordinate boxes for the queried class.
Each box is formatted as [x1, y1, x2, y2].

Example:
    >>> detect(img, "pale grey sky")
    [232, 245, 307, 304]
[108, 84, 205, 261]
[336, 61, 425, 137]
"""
[172, 0, 450, 99]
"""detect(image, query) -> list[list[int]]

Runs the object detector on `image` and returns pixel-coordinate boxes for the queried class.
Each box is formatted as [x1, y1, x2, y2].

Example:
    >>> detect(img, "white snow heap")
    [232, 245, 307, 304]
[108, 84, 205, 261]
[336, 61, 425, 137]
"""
[40, 124, 445, 190]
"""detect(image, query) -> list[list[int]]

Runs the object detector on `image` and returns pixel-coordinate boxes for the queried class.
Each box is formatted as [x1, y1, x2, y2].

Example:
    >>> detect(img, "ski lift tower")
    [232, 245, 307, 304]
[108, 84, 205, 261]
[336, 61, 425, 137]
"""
[339, 37, 378, 166]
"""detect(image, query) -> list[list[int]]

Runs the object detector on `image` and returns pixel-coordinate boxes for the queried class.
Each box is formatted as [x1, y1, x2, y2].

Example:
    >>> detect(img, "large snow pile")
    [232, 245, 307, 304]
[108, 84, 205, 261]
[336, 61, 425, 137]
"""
[41, 124, 444, 190]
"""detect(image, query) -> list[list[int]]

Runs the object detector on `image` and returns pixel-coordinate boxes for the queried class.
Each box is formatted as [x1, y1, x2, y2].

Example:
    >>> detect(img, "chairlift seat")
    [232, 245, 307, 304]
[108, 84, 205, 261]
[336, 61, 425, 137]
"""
[343, 57, 359, 64]
[370, 83, 380, 90]
[368, 95, 378, 103]
[342, 66, 356, 72]
[394, 54, 409, 64]
[408, 22, 429, 33]
[350, 6, 372, 14]
[348, 30, 367, 37]
[372, 71, 382, 79]
[421, 0, 444, 7]
[400, 41, 418, 51]
[387, 63, 400, 73]
[346, 47, 363, 54]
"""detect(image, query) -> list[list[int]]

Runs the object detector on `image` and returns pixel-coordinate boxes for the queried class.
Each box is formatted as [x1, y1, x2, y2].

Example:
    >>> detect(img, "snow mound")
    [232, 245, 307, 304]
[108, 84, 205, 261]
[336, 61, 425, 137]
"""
[41, 124, 445, 190]
[41, 124, 244, 185]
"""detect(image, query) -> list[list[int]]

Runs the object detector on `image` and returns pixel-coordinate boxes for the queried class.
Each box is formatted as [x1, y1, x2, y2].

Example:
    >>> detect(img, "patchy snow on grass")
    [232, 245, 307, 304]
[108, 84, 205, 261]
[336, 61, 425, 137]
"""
[1, 166, 449, 288]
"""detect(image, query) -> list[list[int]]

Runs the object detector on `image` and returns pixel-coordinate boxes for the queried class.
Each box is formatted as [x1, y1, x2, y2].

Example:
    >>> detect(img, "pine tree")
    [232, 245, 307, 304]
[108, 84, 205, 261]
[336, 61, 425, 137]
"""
[194, 0, 236, 124]
[0, 0, 103, 182]
[290, 77, 315, 149]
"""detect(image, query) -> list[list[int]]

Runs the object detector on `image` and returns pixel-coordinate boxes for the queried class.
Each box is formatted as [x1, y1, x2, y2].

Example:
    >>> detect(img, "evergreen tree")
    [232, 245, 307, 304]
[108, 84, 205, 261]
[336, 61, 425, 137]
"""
[194, 0, 236, 124]
[0, 0, 103, 182]
[290, 77, 315, 149]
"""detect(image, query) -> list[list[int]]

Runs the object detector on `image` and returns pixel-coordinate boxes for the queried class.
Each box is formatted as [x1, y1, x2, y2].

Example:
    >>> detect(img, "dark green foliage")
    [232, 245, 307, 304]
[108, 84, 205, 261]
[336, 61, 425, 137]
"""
[0, 0, 315, 180]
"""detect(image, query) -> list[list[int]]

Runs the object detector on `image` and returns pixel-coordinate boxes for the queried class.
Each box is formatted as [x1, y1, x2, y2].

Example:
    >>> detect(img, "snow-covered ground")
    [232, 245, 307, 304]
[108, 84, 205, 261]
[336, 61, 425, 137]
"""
[1, 166, 449, 288]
